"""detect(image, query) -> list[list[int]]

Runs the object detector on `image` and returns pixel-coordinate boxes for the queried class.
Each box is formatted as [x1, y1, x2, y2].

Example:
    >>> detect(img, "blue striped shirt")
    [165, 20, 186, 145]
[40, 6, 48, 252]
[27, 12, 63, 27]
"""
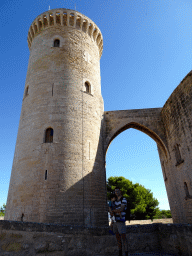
[114, 197, 127, 222]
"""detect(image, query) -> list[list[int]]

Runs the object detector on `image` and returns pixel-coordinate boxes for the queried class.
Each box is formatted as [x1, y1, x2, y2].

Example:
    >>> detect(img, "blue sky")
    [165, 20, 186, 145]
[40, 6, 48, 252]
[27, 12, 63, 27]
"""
[1, 0, 192, 211]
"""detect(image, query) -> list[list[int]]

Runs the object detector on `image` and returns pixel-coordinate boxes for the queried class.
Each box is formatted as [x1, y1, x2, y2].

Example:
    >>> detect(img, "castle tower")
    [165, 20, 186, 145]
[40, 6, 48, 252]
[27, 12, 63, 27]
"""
[5, 8, 108, 227]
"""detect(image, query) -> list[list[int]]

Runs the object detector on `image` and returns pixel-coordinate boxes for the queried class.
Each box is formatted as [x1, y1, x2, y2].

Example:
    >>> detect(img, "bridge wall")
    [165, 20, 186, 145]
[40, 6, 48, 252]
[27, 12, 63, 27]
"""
[0, 220, 192, 255]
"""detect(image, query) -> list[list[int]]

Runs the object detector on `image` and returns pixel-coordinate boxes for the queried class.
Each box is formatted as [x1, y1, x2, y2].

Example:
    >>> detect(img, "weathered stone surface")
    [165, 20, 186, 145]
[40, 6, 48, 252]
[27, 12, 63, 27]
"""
[0, 220, 192, 255]
[48, 242, 62, 251]
[34, 241, 48, 252]
[104, 245, 118, 254]
[22, 243, 30, 249]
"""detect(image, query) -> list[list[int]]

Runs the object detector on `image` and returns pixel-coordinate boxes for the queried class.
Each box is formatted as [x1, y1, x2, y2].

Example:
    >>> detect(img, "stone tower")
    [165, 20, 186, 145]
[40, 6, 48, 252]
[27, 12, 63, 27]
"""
[5, 8, 108, 227]
[5, 7, 192, 227]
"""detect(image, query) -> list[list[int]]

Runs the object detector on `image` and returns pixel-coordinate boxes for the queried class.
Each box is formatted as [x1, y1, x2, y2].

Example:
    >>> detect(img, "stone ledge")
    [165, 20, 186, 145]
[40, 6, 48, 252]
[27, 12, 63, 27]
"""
[1, 220, 191, 235]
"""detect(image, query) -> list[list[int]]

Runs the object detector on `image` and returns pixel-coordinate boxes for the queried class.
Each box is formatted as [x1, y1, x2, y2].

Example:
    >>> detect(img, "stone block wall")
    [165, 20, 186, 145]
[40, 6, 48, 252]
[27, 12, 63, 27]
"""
[0, 220, 192, 255]
[161, 71, 192, 224]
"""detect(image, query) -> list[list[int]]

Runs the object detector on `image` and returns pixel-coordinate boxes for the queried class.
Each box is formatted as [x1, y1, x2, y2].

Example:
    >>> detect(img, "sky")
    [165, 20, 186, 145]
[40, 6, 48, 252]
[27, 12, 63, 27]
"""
[1, 0, 192, 211]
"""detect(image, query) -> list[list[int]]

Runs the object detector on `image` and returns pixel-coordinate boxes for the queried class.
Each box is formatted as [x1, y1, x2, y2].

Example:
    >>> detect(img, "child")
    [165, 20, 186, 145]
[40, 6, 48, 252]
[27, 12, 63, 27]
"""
[109, 194, 122, 234]
[109, 193, 117, 225]
[109, 193, 123, 221]
[108, 194, 116, 234]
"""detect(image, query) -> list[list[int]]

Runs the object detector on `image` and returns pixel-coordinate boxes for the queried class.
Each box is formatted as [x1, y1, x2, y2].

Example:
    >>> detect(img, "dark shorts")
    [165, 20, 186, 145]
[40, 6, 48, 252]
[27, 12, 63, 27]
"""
[113, 221, 126, 234]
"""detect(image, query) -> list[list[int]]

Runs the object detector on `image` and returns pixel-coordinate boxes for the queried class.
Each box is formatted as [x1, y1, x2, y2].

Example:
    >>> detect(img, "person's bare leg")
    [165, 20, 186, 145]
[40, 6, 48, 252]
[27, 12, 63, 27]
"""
[121, 233, 128, 255]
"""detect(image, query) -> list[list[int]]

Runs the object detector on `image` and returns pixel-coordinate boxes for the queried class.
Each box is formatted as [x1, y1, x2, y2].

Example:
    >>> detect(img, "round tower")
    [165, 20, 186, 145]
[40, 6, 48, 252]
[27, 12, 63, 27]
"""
[5, 8, 108, 227]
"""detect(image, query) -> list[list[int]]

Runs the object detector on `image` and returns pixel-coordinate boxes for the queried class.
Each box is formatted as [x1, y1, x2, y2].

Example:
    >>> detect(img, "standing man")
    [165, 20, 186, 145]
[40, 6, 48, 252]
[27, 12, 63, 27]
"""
[112, 187, 128, 256]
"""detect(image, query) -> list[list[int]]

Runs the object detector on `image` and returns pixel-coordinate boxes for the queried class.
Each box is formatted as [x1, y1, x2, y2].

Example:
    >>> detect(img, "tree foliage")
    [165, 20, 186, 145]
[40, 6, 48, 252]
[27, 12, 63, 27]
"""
[0, 204, 6, 216]
[107, 176, 160, 220]
[153, 208, 172, 219]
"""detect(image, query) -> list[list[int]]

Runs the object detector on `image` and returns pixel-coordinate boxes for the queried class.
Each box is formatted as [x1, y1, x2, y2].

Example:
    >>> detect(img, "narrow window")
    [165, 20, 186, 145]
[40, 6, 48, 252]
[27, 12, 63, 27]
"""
[45, 128, 53, 143]
[21, 213, 24, 222]
[54, 39, 60, 47]
[89, 142, 90, 160]
[25, 86, 29, 97]
[52, 84, 54, 96]
[174, 144, 184, 166]
[45, 170, 47, 180]
[184, 182, 192, 200]
[85, 81, 91, 94]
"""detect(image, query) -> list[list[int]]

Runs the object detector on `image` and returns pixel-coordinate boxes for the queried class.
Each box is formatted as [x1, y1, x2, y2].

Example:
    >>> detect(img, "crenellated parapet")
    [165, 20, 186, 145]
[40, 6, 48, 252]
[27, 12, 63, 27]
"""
[27, 8, 103, 57]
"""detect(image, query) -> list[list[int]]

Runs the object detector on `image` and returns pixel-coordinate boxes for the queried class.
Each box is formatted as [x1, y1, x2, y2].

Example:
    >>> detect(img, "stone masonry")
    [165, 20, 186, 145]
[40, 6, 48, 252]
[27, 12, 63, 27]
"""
[0, 220, 192, 255]
[4, 8, 192, 227]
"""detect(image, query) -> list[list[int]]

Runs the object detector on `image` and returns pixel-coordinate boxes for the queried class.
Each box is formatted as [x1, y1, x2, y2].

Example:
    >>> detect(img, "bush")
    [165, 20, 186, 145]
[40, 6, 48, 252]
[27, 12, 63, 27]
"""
[153, 209, 172, 219]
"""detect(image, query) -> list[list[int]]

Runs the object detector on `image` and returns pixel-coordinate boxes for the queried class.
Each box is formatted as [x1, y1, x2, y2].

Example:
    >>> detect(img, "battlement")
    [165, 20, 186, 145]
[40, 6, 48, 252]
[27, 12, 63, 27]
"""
[27, 8, 103, 57]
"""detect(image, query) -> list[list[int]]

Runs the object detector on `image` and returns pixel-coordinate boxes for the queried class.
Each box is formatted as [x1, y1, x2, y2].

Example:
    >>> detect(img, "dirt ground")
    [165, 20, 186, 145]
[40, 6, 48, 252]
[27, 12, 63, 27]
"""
[0, 216, 173, 224]
[125, 218, 173, 225]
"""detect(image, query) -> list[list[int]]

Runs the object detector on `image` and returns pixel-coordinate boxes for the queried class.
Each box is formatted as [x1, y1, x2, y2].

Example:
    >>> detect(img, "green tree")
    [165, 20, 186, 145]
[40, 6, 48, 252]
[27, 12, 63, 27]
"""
[107, 176, 159, 220]
[0, 204, 6, 216]
[153, 209, 172, 219]
[161, 210, 172, 218]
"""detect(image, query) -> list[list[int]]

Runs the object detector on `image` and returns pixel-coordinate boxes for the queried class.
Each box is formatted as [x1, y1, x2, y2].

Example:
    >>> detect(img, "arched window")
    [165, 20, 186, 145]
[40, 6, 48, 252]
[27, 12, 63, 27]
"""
[174, 144, 184, 166]
[45, 128, 53, 143]
[54, 39, 60, 47]
[85, 81, 91, 94]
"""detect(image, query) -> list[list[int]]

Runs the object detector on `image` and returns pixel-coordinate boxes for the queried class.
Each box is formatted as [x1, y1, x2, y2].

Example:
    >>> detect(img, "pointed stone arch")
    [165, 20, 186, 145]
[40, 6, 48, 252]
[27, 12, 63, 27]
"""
[105, 121, 168, 158]
[104, 108, 169, 159]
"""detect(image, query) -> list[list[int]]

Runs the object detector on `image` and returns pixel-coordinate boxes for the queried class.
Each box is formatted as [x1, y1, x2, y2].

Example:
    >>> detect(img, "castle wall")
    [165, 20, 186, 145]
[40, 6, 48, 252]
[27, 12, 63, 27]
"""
[5, 9, 107, 227]
[161, 71, 192, 224]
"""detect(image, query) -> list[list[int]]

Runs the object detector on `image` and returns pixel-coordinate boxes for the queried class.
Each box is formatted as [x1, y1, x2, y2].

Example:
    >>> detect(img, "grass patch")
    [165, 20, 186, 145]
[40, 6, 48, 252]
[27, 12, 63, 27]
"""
[2, 242, 22, 252]
[10, 233, 23, 239]
[0, 232, 6, 240]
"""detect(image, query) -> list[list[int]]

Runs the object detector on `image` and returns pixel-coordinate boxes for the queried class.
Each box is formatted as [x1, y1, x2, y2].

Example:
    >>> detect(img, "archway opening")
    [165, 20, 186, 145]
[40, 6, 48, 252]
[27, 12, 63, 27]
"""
[106, 128, 171, 224]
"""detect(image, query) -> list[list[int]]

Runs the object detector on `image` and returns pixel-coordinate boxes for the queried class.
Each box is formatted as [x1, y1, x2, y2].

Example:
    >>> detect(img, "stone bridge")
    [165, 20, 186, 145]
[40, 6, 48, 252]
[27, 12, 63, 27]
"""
[104, 108, 168, 158]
